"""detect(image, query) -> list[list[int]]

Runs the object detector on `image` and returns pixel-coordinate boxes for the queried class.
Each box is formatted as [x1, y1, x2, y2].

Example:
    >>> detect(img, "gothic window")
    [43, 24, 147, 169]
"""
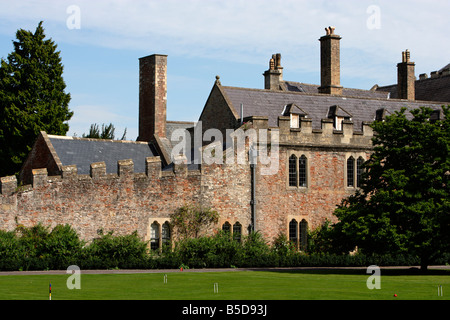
[222, 221, 231, 233]
[289, 219, 298, 249]
[299, 219, 308, 252]
[299, 155, 307, 187]
[162, 222, 171, 246]
[347, 156, 355, 187]
[289, 155, 297, 187]
[233, 222, 242, 243]
[150, 222, 160, 251]
[356, 157, 365, 188]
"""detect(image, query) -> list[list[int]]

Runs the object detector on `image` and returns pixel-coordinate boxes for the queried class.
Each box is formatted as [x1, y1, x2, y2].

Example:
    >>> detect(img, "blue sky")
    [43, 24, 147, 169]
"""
[0, 0, 449, 141]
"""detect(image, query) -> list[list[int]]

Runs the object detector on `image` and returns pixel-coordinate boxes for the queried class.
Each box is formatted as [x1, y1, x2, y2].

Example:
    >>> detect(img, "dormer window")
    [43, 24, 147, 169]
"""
[328, 105, 352, 130]
[290, 114, 299, 128]
[282, 103, 308, 128]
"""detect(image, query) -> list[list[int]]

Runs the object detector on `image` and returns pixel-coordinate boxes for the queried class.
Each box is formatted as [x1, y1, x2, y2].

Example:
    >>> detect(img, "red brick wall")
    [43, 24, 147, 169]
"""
[138, 54, 167, 142]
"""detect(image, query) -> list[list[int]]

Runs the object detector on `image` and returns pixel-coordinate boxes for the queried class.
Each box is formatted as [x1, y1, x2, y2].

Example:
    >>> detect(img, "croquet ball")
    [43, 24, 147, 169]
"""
[393, 294, 397, 297]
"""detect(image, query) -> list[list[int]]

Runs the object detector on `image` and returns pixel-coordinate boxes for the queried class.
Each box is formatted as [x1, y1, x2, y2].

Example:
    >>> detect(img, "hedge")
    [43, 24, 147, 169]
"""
[0, 224, 448, 271]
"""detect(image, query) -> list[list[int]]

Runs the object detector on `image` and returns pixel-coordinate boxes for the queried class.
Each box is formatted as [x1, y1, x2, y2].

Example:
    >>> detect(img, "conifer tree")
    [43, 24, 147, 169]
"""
[0, 21, 72, 177]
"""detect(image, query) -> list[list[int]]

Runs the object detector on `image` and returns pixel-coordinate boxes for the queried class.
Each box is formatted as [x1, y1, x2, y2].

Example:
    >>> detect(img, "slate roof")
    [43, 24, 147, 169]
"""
[376, 63, 450, 102]
[283, 81, 390, 99]
[222, 86, 444, 130]
[48, 136, 157, 175]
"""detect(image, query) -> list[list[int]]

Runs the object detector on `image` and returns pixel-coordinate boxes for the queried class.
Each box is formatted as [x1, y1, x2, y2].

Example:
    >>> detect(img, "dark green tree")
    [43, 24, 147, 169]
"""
[332, 106, 450, 271]
[82, 123, 127, 140]
[0, 21, 72, 177]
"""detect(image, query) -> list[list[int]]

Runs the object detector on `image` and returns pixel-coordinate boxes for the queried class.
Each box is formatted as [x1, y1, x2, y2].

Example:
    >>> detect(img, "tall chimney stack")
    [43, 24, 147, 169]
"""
[137, 54, 168, 142]
[397, 50, 415, 100]
[263, 53, 283, 90]
[318, 26, 343, 95]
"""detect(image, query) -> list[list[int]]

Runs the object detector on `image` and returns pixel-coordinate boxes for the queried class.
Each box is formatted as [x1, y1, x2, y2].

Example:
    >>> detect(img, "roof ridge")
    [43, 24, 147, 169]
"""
[47, 134, 150, 145]
[222, 85, 445, 104]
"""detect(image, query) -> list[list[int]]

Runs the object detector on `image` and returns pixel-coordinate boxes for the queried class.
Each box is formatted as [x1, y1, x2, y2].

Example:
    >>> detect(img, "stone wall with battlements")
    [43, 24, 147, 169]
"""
[1, 120, 373, 245]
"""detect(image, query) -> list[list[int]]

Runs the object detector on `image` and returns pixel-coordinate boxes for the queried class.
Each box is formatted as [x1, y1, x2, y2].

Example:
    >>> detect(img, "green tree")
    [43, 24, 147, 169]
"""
[0, 21, 72, 177]
[169, 204, 219, 240]
[82, 123, 127, 140]
[332, 106, 450, 271]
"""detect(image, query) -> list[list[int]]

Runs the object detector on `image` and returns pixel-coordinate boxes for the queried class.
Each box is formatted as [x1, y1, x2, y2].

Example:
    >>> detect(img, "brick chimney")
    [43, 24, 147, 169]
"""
[264, 53, 283, 90]
[318, 26, 343, 95]
[397, 50, 415, 100]
[137, 54, 167, 142]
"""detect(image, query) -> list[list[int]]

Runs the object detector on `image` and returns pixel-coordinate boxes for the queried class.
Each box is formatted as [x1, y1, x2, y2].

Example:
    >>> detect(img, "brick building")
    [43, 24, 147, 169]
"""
[1, 27, 448, 250]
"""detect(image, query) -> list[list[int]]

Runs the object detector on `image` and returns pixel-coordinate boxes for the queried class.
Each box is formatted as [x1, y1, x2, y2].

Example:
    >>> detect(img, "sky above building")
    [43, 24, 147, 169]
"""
[0, 0, 449, 140]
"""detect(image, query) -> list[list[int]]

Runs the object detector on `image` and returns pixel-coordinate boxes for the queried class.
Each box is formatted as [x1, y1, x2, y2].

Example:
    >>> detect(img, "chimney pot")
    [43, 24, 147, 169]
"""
[264, 53, 283, 90]
[318, 27, 343, 95]
[397, 50, 415, 100]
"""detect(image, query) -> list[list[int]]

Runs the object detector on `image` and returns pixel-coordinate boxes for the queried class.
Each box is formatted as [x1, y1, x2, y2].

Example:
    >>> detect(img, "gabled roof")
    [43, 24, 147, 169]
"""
[48, 135, 157, 175]
[221, 85, 443, 130]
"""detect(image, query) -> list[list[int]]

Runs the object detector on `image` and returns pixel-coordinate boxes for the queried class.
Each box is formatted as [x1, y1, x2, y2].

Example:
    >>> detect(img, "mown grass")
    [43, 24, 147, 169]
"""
[0, 269, 448, 300]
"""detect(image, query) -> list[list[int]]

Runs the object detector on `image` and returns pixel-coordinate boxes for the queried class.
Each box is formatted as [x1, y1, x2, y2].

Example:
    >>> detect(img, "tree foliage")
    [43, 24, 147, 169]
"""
[82, 123, 127, 140]
[169, 204, 219, 240]
[0, 21, 72, 177]
[332, 106, 450, 270]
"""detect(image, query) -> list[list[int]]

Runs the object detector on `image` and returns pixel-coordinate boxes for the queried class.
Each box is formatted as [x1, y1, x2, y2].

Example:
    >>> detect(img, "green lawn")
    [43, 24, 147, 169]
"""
[0, 269, 449, 300]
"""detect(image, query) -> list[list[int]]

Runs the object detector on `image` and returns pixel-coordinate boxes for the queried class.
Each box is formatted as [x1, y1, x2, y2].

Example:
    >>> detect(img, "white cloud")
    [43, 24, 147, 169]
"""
[2, 0, 447, 80]
[1, 0, 448, 125]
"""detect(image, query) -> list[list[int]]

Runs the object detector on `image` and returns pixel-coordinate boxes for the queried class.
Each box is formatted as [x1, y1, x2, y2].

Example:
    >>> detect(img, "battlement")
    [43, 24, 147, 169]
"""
[248, 115, 373, 149]
[0, 156, 200, 196]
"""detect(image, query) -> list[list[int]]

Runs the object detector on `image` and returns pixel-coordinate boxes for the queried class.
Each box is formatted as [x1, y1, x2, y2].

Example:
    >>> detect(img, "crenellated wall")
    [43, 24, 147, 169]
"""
[0, 118, 373, 245]
[0, 155, 251, 243]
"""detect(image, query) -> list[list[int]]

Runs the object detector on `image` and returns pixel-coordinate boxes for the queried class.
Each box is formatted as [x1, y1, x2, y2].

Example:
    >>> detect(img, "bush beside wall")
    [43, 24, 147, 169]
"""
[0, 224, 447, 271]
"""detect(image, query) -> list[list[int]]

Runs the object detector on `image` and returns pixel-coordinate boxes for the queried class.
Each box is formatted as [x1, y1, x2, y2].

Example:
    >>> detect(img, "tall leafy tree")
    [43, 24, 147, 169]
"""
[0, 21, 73, 177]
[332, 106, 449, 271]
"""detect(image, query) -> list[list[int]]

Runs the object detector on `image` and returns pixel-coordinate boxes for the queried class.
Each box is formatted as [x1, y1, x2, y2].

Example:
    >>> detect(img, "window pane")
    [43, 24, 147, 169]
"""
[347, 157, 355, 187]
[289, 155, 298, 187]
[162, 223, 170, 244]
[357, 157, 364, 188]
[150, 223, 160, 251]
[222, 222, 231, 233]
[299, 155, 307, 187]
[289, 220, 298, 241]
[233, 222, 242, 242]
[299, 220, 308, 252]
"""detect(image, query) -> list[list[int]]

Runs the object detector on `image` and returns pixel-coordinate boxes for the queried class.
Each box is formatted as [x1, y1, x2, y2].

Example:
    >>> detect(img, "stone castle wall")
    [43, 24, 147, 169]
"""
[1, 120, 373, 245]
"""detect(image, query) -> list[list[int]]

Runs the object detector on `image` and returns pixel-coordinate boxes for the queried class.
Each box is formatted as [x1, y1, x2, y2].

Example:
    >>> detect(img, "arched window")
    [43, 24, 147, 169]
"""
[356, 157, 365, 188]
[222, 221, 231, 233]
[299, 219, 308, 252]
[162, 222, 171, 246]
[299, 155, 307, 187]
[347, 156, 355, 187]
[289, 155, 298, 187]
[289, 219, 298, 250]
[150, 222, 160, 251]
[233, 222, 242, 243]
